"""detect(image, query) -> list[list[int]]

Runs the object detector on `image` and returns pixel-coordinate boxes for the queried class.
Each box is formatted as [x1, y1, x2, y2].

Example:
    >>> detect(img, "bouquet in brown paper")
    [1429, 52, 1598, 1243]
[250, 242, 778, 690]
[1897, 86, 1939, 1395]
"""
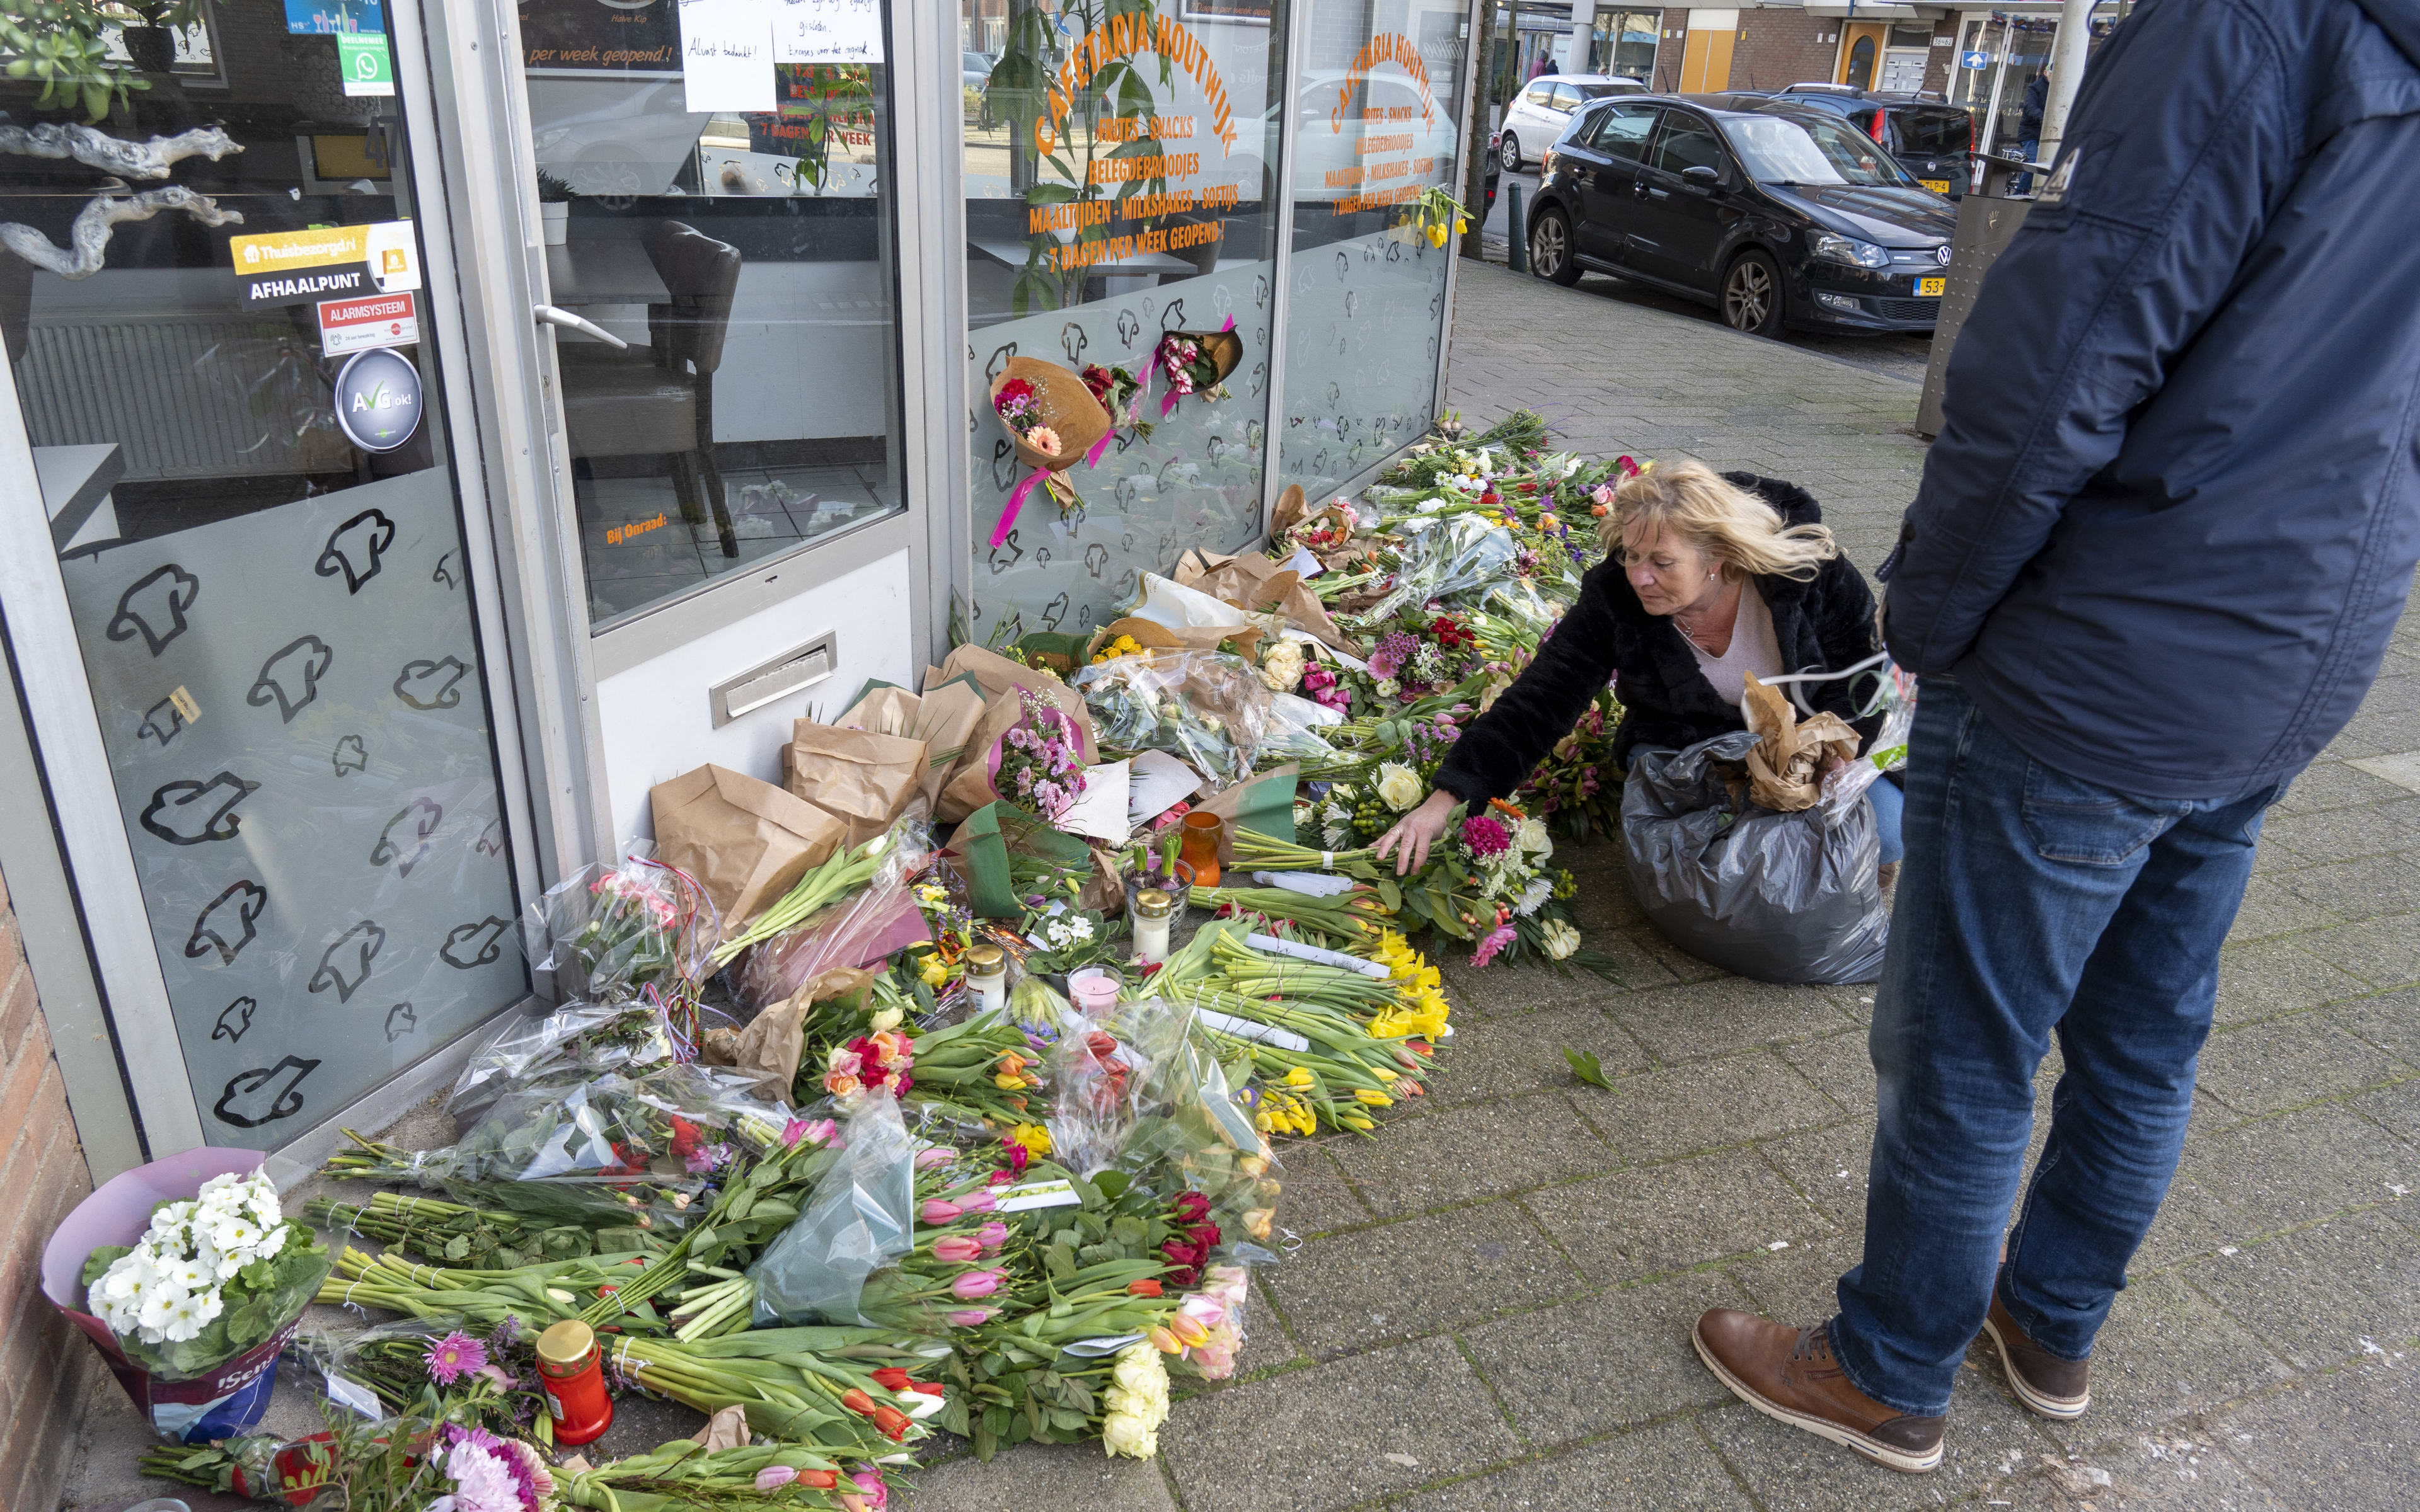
[989, 357, 1112, 549]
[783, 718, 928, 846]
[648, 764, 846, 931]
[934, 642, 1098, 762]
[1269, 483, 1365, 570]
[1174, 546, 1361, 655]
[1149, 318, 1242, 416]
[1740, 673, 1862, 813]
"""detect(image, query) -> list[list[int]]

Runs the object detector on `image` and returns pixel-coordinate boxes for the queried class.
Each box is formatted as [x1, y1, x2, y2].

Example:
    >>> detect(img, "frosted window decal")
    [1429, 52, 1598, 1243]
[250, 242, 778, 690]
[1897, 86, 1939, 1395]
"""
[61, 469, 526, 1145]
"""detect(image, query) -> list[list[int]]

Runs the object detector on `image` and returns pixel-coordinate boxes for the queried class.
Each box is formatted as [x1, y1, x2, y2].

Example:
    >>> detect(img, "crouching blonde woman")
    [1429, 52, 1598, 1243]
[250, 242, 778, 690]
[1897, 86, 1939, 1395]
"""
[1375, 459, 1900, 878]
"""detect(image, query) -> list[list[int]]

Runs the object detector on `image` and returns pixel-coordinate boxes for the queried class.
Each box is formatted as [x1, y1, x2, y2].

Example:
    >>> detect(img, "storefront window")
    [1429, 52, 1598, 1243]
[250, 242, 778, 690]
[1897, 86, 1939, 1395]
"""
[1590, 8, 1660, 78]
[1276, 0, 1468, 507]
[0, 0, 525, 1145]
[520, 0, 910, 629]
[962, 0, 1286, 643]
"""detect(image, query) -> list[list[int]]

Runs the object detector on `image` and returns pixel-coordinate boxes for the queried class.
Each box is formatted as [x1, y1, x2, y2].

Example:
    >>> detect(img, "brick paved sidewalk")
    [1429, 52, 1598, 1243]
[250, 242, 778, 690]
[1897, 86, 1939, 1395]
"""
[899, 262, 2420, 1511]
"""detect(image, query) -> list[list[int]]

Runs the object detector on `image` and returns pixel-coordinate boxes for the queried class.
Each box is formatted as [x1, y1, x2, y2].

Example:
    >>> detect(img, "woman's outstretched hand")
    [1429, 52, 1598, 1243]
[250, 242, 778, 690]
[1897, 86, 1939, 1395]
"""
[1373, 790, 1460, 876]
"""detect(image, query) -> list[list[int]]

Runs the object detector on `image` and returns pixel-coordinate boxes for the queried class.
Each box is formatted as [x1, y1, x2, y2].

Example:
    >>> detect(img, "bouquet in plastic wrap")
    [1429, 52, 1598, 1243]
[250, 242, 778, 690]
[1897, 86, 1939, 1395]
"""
[446, 1000, 677, 1128]
[746, 1093, 920, 1329]
[1071, 650, 1270, 789]
[737, 819, 936, 1014]
[323, 1063, 790, 1234]
[522, 856, 717, 1004]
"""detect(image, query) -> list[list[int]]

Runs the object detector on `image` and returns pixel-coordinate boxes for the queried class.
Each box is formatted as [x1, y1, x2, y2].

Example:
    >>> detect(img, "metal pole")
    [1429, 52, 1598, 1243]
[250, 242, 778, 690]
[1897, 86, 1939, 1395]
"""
[2034, 0, 2098, 169]
[1506, 180, 1527, 273]
[1461, 0, 1496, 258]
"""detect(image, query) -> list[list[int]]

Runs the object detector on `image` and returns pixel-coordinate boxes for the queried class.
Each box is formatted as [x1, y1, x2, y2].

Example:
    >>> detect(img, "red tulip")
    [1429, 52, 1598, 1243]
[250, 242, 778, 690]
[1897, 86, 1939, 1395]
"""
[873, 1405, 913, 1441]
[841, 1389, 877, 1417]
[872, 1368, 911, 1391]
[1127, 1278, 1162, 1297]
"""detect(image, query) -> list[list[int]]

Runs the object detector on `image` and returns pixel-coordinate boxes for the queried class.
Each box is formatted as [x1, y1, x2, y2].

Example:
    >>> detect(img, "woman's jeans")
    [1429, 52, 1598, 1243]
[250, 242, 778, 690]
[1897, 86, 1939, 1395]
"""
[1869, 772, 1905, 866]
[1829, 679, 2280, 1416]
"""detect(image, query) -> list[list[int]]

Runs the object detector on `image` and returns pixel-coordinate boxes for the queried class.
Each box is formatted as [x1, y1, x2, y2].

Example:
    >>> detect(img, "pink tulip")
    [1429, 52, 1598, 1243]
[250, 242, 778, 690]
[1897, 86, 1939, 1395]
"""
[914, 1147, 958, 1171]
[919, 1199, 962, 1225]
[945, 1307, 994, 1327]
[1180, 1295, 1228, 1327]
[755, 1467, 800, 1491]
[851, 1470, 889, 1508]
[958, 1188, 998, 1213]
[976, 1221, 1008, 1250]
[931, 1235, 982, 1263]
[951, 1269, 1004, 1300]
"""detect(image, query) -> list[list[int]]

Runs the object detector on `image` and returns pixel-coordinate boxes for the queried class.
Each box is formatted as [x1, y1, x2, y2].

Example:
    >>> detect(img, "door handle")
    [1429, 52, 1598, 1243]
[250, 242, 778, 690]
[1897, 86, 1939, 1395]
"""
[533, 303, 628, 350]
[1646, 186, 1670, 199]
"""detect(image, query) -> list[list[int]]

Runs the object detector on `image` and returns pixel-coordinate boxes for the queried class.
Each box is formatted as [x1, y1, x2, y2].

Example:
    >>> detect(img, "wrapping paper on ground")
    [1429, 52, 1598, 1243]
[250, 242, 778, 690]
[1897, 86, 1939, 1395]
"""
[1243, 932, 1390, 978]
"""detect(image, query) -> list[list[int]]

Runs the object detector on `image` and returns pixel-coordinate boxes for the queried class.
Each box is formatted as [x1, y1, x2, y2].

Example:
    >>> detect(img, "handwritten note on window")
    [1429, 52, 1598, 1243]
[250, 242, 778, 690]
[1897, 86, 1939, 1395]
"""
[681, 0, 776, 112]
[773, 0, 882, 64]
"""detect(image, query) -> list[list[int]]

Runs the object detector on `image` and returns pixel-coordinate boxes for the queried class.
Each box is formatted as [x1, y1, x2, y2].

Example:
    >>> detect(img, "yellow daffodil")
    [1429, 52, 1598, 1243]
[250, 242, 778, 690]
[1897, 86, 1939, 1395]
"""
[1426, 223, 1447, 248]
[1354, 1089, 1393, 1107]
[918, 955, 950, 988]
[1341, 1115, 1374, 1131]
[1283, 1066, 1314, 1089]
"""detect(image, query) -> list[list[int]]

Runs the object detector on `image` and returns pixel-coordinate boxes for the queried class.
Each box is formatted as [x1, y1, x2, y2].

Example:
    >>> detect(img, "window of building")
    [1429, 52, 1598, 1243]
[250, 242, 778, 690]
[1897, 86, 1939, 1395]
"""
[1589, 9, 1661, 79]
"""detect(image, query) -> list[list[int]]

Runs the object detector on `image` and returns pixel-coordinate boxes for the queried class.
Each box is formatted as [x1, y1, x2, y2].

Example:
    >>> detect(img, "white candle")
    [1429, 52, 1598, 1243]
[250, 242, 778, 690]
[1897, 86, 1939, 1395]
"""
[1132, 888, 1175, 966]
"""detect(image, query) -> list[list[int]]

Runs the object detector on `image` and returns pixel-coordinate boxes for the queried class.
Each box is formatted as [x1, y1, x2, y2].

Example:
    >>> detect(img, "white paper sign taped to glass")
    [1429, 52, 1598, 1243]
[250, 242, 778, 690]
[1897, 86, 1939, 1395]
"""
[231, 221, 420, 309]
[318, 291, 419, 356]
[333, 348, 424, 452]
[773, 0, 881, 63]
[681, 0, 776, 112]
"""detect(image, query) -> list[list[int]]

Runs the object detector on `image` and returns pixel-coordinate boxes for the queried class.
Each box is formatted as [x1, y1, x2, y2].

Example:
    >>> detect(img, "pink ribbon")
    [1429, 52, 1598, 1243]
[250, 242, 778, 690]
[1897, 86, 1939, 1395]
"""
[1159, 387, 1180, 420]
[989, 468, 1046, 548]
[1084, 430, 1113, 468]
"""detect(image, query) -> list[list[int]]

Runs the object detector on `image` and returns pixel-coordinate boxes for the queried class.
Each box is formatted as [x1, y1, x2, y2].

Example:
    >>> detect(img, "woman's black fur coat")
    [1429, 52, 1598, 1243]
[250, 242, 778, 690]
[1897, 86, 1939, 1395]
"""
[1434, 474, 1881, 805]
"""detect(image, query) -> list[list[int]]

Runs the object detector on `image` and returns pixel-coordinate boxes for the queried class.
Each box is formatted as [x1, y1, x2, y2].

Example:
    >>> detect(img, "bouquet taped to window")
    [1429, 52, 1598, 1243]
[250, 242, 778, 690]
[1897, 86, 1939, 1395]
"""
[1620, 679, 1888, 986]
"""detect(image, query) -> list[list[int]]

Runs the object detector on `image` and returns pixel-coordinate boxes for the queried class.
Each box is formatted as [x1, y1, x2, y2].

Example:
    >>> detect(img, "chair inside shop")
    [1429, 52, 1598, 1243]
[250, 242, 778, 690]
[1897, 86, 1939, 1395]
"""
[559, 220, 744, 557]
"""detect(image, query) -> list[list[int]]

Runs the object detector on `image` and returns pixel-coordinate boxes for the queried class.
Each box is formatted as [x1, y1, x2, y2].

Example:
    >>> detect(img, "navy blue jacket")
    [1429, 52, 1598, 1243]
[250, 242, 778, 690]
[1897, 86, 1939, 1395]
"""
[1884, 0, 2420, 801]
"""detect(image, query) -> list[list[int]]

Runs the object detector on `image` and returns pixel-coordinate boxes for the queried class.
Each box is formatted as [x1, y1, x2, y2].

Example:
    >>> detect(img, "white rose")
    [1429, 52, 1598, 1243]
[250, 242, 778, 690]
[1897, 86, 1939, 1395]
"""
[1515, 818, 1552, 858]
[1257, 640, 1305, 693]
[1374, 763, 1424, 813]
[1110, 1343, 1164, 1396]
[868, 1005, 904, 1034]
[1101, 1411, 1158, 1459]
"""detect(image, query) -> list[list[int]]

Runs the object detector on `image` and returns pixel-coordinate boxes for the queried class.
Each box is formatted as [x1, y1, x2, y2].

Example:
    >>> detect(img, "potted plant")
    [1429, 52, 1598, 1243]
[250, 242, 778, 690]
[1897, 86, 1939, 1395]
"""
[536, 170, 577, 245]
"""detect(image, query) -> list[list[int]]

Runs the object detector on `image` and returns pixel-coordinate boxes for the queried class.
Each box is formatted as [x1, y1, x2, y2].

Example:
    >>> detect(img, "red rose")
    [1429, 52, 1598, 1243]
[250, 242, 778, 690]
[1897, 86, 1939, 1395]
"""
[1161, 1239, 1204, 1269]
[1186, 1222, 1221, 1251]
[669, 1116, 701, 1161]
[1171, 1191, 1212, 1223]
[1165, 1266, 1201, 1288]
[999, 377, 1035, 403]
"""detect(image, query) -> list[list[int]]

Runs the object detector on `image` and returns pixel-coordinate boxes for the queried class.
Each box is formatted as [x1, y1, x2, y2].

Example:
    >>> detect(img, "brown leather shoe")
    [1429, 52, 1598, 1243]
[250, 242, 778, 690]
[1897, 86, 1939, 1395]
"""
[1981, 1291, 2090, 1419]
[1693, 1310, 1944, 1472]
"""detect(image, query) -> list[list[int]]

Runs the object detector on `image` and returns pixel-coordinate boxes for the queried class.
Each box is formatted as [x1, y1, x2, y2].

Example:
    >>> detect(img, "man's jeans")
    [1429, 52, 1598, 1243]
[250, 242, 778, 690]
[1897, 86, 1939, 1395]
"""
[1829, 679, 2281, 1416]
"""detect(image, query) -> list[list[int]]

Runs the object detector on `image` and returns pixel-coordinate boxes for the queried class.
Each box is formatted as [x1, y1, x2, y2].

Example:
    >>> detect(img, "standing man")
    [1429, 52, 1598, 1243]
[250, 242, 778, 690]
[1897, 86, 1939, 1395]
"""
[1691, 0, 2420, 1474]
[2013, 61, 2049, 192]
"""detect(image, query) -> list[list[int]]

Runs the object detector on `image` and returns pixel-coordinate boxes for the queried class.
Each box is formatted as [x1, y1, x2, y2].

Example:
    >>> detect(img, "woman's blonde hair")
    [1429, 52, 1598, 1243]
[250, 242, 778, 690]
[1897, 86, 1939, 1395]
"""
[1599, 457, 1839, 582]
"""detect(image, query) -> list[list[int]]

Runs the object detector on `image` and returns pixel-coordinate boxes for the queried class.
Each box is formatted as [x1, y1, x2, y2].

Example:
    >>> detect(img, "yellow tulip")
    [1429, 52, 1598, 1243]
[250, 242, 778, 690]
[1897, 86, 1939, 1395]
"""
[1427, 224, 1447, 248]
[1169, 1314, 1211, 1347]
[1148, 1327, 1184, 1354]
[1373, 1067, 1398, 1081]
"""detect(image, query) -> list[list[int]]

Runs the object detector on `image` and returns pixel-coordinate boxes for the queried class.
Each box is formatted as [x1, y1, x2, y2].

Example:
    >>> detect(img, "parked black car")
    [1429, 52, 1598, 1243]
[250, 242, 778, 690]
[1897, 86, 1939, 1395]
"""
[1710, 86, 1976, 198]
[1524, 97, 1957, 338]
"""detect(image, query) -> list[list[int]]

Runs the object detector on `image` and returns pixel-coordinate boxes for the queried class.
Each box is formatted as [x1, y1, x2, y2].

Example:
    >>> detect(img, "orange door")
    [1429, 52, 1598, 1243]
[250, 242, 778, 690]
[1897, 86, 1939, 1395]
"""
[1680, 27, 1737, 92]
[1836, 21, 1887, 88]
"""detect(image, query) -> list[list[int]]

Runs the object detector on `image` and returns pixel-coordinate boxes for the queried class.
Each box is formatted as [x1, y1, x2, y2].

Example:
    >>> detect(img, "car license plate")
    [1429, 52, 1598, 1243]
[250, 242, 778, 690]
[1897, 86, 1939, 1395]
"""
[1920, 178, 1952, 194]
[1916, 276, 1945, 297]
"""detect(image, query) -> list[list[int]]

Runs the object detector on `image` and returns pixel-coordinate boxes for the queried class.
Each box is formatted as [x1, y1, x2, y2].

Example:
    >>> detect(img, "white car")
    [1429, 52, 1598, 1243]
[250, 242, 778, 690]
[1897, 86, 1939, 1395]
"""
[1496, 73, 1646, 171]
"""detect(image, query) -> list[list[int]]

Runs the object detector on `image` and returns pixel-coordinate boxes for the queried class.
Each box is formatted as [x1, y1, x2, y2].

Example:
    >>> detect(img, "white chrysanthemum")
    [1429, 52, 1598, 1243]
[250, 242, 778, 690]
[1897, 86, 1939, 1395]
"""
[1514, 878, 1554, 917]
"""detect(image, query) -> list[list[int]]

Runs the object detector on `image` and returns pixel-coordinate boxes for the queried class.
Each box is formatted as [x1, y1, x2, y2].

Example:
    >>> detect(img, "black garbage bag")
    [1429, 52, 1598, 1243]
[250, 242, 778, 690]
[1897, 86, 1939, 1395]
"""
[1620, 730, 1888, 985]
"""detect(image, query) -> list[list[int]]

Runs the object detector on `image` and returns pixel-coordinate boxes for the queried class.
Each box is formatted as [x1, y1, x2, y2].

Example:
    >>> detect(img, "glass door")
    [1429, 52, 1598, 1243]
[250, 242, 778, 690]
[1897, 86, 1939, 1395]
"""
[0, 0, 533, 1150]
[517, 0, 912, 631]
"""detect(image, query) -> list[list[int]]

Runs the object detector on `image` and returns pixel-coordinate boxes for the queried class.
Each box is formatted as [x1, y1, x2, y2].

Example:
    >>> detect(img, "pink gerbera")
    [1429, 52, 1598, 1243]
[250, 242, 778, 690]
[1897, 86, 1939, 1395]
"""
[424, 1330, 488, 1385]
